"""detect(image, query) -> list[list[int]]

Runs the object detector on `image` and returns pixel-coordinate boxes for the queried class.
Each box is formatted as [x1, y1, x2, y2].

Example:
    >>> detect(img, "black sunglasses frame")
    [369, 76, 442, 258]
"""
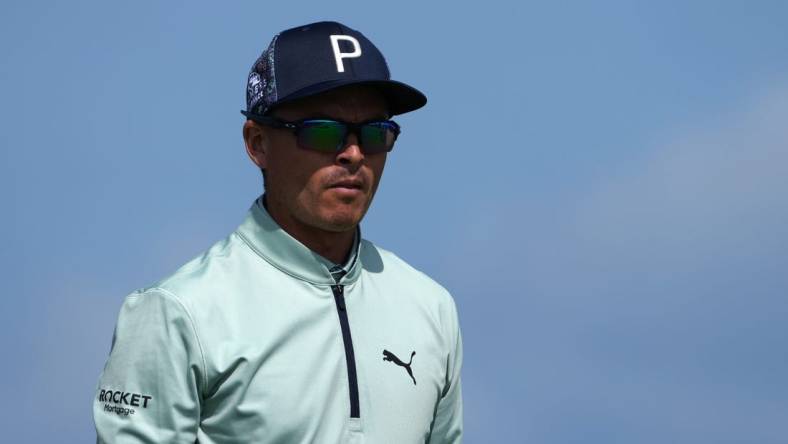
[245, 112, 401, 153]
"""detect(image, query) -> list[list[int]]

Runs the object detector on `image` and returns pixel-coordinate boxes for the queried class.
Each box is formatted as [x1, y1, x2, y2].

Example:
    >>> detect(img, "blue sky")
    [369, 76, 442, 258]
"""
[2, 1, 787, 442]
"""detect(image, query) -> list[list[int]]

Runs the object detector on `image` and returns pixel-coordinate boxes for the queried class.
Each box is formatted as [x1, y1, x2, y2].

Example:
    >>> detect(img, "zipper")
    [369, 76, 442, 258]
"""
[331, 284, 360, 418]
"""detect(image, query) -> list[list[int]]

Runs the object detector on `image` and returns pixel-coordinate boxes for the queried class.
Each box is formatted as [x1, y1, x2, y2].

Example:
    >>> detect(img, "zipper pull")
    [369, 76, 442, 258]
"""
[332, 285, 346, 311]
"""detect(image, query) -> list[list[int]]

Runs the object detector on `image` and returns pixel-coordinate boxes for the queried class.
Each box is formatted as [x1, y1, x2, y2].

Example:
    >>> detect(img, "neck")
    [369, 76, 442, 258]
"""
[263, 195, 356, 265]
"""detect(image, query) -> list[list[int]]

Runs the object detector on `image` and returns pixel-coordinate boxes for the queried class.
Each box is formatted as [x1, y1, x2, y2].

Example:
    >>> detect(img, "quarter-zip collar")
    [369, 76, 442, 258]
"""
[235, 195, 363, 286]
[316, 232, 359, 282]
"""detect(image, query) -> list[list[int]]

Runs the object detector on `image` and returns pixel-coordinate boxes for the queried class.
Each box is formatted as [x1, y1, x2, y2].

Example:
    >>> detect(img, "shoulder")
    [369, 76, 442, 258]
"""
[151, 233, 239, 292]
[360, 240, 445, 291]
[359, 239, 460, 326]
[134, 231, 263, 320]
[151, 228, 273, 292]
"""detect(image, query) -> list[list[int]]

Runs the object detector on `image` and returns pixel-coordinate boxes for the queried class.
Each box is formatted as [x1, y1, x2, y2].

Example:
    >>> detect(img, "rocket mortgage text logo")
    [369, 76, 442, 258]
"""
[98, 388, 153, 417]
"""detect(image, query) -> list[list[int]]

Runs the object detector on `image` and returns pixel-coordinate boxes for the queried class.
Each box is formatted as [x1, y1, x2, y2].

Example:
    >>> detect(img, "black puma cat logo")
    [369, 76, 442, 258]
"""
[382, 349, 416, 385]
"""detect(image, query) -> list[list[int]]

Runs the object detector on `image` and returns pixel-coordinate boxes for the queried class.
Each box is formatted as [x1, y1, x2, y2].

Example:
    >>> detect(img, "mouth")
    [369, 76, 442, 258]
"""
[327, 179, 366, 199]
[328, 179, 364, 191]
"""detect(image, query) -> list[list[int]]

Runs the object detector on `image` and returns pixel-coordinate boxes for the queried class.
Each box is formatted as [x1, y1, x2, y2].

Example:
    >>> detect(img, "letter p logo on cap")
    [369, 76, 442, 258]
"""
[330, 35, 362, 73]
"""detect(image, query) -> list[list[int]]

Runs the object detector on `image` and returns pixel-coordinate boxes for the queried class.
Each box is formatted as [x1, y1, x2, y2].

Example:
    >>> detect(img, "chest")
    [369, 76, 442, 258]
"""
[198, 279, 448, 443]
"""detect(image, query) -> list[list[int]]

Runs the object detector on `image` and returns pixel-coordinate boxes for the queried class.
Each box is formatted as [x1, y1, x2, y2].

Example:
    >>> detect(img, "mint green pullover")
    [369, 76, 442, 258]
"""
[93, 197, 463, 443]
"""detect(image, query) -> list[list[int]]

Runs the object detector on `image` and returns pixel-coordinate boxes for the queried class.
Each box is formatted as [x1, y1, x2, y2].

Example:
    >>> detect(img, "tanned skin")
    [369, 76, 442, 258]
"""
[243, 85, 389, 264]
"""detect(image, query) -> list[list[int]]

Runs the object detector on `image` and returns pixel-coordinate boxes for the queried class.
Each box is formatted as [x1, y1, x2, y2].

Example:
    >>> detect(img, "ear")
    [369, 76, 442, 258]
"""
[243, 120, 269, 169]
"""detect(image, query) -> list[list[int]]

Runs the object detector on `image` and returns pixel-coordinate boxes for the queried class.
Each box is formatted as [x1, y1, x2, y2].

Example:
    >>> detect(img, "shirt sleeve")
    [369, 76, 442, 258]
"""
[429, 297, 464, 443]
[93, 288, 206, 443]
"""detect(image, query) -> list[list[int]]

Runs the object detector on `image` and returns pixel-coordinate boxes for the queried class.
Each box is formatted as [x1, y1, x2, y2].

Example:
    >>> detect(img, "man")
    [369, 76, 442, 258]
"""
[94, 21, 463, 443]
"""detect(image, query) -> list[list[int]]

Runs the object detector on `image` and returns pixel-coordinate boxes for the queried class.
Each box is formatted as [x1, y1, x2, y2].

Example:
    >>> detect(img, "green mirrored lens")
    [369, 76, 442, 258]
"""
[298, 121, 345, 152]
[360, 123, 397, 153]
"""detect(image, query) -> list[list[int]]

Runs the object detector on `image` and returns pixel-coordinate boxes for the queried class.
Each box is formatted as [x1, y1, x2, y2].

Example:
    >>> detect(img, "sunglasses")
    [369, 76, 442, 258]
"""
[246, 113, 401, 154]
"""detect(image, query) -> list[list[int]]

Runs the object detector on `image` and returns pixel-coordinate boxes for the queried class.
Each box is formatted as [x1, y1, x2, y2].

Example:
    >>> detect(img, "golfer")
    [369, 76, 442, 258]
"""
[94, 20, 463, 443]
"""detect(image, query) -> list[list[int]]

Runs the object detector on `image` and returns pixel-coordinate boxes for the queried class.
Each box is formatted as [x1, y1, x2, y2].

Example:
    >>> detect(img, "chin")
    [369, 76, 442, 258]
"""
[313, 192, 369, 229]
[318, 210, 363, 232]
[311, 199, 366, 230]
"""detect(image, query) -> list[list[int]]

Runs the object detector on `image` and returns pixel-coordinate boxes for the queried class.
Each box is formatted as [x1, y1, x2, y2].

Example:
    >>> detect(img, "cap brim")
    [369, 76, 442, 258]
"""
[247, 78, 427, 117]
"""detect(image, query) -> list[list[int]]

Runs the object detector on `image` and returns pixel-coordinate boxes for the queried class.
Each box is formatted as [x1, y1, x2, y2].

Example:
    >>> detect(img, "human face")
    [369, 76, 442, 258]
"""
[245, 85, 390, 233]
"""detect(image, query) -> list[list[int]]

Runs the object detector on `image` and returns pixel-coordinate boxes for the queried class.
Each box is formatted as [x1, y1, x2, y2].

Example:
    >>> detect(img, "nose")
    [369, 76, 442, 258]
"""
[336, 132, 364, 168]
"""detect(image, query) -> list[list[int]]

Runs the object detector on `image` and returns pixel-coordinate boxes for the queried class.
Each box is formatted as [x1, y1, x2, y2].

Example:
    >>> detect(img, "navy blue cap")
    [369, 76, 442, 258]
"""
[241, 21, 427, 117]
